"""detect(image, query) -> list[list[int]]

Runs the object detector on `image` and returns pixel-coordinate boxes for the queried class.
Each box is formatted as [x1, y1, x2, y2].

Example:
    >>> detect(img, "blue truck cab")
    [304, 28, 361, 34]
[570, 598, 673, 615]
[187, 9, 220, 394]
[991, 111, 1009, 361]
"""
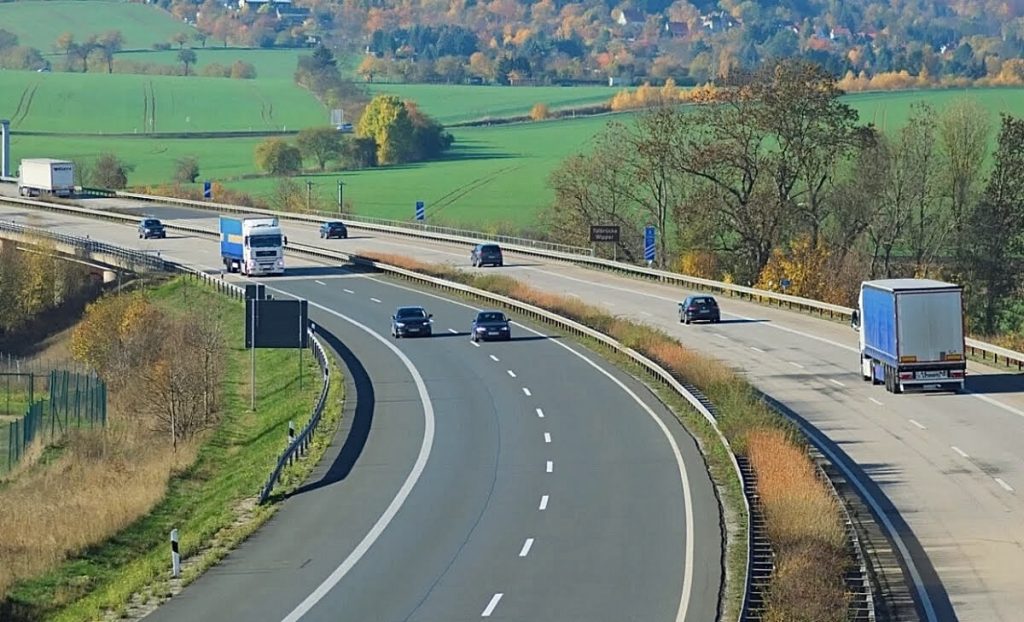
[220, 215, 286, 276]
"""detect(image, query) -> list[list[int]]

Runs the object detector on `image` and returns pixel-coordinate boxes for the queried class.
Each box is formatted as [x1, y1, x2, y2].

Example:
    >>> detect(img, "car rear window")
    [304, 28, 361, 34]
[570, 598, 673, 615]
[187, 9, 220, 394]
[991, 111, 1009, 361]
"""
[481, 245, 501, 252]
[478, 312, 506, 322]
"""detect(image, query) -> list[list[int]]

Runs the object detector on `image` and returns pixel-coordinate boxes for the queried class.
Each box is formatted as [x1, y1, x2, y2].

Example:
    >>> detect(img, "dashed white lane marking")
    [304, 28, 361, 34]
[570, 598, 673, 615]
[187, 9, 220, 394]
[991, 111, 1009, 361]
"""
[519, 538, 534, 557]
[546, 460, 553, 473]
[995, 478, 1015, 493]
[471, 341, 480, 348]
[315, 280, 326, 285]
[951, 446, 969, 459]
[830, 379, 846, 388]
[750, 346, 765, 353]
[343, 288, 354, 294]
[535, 408, 545, 418]
[539, 495, 549, 510]
[507, 370, 517, 378]
[909, 419, 927, 430]
[640, 311, 653, 316]
[714, 333, 728, 340]
[370, 297, 382, 303]
[544, 432, 551, 444]
[490, 355, 499, 362]
[448, 328, 458, 334]
[789, 361, 804, 369]
[481, 593, 503, 617]
[523, 387, 532, 396]
[869, 397, 884, 406]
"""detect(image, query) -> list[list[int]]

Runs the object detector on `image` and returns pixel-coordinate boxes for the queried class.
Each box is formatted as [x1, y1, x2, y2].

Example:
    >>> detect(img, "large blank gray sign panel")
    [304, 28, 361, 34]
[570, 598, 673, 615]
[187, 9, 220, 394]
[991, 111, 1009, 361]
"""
[245, 299, 308, 348]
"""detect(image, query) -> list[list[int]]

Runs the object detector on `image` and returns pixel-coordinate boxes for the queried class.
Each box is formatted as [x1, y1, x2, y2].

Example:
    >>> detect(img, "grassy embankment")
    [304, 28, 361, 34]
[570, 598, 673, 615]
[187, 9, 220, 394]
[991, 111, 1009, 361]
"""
[362, 251, 851, 620]
[0, 276, 343, 621]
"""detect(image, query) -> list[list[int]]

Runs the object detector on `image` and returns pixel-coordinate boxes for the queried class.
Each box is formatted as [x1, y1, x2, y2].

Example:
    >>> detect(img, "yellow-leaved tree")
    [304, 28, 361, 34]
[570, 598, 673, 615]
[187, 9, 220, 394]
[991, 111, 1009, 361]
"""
[755, 234, 834, 301]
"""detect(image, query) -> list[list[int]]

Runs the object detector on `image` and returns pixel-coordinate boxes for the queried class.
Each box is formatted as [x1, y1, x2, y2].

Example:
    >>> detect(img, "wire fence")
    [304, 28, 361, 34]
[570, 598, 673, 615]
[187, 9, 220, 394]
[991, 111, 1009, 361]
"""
[1, 359, 108, 474]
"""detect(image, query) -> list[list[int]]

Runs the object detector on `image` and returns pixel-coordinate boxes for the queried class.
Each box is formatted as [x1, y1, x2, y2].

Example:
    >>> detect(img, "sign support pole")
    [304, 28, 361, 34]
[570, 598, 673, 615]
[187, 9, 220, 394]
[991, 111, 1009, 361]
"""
[250, 299, 256, 412]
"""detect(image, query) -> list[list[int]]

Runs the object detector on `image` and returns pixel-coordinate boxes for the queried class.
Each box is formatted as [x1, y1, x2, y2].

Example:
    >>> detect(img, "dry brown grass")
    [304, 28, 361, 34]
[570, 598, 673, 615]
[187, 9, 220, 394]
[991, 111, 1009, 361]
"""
[748, 427, 849, 621]
[0, 420, 197, 597]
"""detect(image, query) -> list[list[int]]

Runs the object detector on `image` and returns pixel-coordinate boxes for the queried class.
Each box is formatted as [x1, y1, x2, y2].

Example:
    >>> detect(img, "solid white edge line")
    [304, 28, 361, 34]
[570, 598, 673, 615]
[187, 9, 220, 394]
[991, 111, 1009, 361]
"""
[522, 387, 531, 396]
[995, 477, 1014, 492]
[535, 408, 544, 418]
[544, 432, 551, 444]
[264, 292, 435, 622]
[519, 538, 534, 557]
[507, 370, 517, 378]
[539, 495, 549, 510]
[909, 419, 927, 430]
[481, 593, 503, 617]
[951, 446, 969, 459]
[545, 460, 553, 473]
[362, 276, 697, 622]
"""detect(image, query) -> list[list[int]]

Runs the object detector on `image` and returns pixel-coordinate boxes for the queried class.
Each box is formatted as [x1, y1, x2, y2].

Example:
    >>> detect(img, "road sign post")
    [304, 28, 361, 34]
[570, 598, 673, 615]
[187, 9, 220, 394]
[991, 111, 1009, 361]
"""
[415, 200, 425, 221]
[644, 226, 656, 266]
[590, 225, 621, 261]
[203, 181, 212, 200]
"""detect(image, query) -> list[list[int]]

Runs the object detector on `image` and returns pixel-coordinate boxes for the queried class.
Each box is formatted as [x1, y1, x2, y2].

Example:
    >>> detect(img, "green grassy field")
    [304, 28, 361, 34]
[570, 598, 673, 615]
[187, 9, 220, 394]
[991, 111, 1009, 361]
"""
[365, 83, 619, 124]
[853, 87, 1020, 131]
[0, 1, 195, 52]
[0, 70, 326, 133]
[114, 48, 311, 81]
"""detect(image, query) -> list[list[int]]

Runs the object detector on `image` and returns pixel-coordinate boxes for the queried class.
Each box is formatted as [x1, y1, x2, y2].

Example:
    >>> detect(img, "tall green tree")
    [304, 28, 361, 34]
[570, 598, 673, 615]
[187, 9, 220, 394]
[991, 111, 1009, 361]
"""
[296, 127, 344, 171]
[963, 114, 1024, 333]
[356, 95, 414, 165]
[938, 97, 991, 264]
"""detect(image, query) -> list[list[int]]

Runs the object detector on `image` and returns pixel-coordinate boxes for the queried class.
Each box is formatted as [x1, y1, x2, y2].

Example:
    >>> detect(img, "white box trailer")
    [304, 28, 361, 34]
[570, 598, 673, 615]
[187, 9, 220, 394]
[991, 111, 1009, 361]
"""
[18, 158, 74, 198]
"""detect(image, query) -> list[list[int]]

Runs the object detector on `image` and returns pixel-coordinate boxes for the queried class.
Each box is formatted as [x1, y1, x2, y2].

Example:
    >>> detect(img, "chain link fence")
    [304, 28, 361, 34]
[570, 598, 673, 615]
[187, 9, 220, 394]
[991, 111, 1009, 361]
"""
[1, 356, 107, 474]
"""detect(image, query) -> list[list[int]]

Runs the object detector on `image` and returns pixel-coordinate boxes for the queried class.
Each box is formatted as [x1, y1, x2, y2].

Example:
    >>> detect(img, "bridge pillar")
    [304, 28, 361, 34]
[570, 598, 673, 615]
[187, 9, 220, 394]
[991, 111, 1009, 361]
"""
[102, 270, 117, 284]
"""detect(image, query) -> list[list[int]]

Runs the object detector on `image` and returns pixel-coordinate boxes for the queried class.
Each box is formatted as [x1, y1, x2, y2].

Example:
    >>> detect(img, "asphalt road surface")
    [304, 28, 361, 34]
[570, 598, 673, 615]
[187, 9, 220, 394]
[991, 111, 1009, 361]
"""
[0, 201, 722, 621]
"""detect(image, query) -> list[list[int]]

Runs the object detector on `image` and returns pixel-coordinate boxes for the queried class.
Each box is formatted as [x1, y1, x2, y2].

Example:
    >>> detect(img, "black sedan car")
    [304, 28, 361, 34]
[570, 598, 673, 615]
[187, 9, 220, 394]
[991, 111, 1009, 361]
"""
[320, 221, 348, 239]
[391, 306, 433, 338]
[470, 243, 504, 267]
[679, 295, 721, 324]
[471, 310, 511, 342]
[138, 218, 166, 239]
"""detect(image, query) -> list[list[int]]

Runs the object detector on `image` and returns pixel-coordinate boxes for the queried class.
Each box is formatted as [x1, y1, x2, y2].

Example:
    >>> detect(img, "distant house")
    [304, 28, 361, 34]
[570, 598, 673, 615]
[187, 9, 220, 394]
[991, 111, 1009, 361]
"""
[700, 11, 737, 31]
[238, 0, 291, 9]
[664, 21, 689, 38]
[276, 5, 310, 23]
[614, 8, 646, 26]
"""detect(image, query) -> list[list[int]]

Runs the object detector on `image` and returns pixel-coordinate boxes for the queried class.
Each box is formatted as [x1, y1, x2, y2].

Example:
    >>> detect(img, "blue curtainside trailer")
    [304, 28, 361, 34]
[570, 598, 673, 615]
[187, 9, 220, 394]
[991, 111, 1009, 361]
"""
[220, 216, 244, 266]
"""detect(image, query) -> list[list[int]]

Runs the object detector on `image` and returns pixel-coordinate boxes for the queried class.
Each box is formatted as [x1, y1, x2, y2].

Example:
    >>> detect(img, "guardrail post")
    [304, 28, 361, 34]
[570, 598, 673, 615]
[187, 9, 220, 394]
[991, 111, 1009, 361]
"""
[170, 529, 181, 578]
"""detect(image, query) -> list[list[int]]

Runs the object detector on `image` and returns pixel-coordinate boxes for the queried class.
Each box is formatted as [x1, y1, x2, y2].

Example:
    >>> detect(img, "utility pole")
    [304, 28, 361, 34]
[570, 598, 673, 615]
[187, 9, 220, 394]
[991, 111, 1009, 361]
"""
[337, 179, 345, 214]
[305, 180, 313, 212]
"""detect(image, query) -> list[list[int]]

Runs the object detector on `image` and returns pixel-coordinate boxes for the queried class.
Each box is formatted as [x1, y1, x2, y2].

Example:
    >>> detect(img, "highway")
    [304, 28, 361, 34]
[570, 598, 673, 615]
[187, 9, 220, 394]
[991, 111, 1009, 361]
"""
[0, 202, 722, 621]
[4, 189, 1024, 621]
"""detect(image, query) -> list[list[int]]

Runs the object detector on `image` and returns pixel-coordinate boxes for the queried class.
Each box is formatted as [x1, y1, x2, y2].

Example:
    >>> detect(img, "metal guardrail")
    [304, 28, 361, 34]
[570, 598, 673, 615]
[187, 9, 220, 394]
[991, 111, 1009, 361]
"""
[57, 187, 1024, 370]
[0, 218, 169, 272]
[0, 193, 924, 620]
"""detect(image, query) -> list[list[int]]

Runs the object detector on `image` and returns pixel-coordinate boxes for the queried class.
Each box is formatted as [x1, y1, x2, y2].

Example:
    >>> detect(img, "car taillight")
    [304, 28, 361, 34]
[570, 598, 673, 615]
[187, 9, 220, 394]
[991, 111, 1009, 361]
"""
[688, 306, 697, 311]
[951, 370, 965, 378]
[898, 372, 913, 380]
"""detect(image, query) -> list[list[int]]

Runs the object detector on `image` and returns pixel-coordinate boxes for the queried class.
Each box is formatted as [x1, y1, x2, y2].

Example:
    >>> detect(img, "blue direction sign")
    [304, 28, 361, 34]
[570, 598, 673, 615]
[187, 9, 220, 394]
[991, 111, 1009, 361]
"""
[415, 200, 425, 221]
[780, 277, 791, 290]
[644, 226, 656, 263]
[203, 181, 212, 200]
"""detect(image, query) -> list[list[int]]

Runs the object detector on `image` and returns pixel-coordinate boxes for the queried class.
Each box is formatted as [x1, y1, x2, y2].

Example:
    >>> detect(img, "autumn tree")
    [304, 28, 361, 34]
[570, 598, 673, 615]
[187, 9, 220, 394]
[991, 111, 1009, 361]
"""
[357, 94, 414, 165]
[91, 153, 135, 189]
[174, 156, 201, 183]
[171, 32, 189, 49]
[255, 138, 302, 175]
[296, 126, 344, 171]
[938, 97, 991, 263]
[97, 30, 123, 73]
[530, 102, 550, 121]
[71, 293, 165, 392]
[961, 114, 1024, 333]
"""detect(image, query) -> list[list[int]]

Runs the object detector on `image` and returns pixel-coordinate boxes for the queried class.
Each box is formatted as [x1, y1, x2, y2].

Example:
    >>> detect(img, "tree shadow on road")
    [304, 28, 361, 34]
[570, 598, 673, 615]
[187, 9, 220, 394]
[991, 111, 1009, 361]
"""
[288, 328, 373, 497]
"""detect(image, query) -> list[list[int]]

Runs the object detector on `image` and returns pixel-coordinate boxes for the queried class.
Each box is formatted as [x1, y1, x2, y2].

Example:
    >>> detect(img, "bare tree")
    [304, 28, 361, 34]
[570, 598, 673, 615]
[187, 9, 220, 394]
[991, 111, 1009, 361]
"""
[938, 96, 991, 263]
[901, 103, 948, 277]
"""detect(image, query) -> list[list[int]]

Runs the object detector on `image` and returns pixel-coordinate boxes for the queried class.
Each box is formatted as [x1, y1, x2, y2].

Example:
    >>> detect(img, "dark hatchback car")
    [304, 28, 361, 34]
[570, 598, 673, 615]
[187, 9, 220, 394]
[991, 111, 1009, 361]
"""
[320, 221, 348, 239]
[138, 218, 166, 239]
[471, 310, 511, 342]
[679, 295, 721, 324]
[470, 243, 503, 267]
[391, 306, 433, 338]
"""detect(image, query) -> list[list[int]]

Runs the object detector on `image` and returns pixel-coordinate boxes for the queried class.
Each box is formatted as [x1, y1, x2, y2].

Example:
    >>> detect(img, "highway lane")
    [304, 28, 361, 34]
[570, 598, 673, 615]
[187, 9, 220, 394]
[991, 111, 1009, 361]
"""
[0, 204, 721, 620]
[6, 195, 1024, 621]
